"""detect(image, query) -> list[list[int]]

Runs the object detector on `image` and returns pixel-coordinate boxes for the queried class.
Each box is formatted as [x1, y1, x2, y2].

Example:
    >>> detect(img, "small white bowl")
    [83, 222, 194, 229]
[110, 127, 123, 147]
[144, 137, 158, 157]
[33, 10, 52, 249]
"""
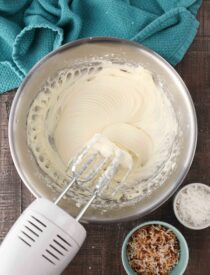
[173, 183, 210, 230]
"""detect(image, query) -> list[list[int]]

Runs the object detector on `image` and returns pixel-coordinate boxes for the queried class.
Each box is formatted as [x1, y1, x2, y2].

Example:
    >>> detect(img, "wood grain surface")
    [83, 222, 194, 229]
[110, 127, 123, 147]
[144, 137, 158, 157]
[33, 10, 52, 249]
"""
[0, 3, 210, 275]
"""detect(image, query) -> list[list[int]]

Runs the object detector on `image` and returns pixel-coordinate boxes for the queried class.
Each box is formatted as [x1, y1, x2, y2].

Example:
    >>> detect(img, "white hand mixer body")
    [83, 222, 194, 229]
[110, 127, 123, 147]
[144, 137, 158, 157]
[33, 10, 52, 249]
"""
[0, 134, 132, 275]
[0, 198, 86, 275]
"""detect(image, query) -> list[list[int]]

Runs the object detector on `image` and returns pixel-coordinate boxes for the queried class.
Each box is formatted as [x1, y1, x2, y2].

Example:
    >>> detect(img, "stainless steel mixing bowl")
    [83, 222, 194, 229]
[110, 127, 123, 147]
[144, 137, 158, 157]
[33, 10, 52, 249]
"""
[9, 37, 197, 223]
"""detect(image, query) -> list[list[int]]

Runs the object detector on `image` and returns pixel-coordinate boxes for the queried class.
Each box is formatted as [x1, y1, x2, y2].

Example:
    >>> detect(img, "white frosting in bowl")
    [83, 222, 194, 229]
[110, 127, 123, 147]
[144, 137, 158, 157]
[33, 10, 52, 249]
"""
[27, 61, 180, 207]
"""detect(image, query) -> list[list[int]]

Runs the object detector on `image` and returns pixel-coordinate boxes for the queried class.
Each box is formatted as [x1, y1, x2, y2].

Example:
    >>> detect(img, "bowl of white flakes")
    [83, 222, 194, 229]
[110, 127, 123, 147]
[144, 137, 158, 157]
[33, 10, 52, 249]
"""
[173, 183, 210, 230]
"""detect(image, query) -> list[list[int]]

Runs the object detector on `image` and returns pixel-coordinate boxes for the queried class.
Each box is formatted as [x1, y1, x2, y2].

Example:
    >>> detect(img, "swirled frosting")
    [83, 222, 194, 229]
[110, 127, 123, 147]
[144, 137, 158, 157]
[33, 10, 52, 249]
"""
[27, 61, 179, 206]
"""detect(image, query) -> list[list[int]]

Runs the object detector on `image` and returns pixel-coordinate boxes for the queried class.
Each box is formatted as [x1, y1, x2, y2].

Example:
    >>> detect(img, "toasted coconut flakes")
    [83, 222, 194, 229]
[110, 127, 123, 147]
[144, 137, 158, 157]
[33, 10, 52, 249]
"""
[127, 225, 180, 275]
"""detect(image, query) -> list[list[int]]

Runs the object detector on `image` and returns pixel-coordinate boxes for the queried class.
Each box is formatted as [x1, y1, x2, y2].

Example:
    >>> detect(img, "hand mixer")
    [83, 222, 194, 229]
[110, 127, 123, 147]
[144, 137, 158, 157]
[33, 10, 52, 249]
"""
[0, 134, 132, 275]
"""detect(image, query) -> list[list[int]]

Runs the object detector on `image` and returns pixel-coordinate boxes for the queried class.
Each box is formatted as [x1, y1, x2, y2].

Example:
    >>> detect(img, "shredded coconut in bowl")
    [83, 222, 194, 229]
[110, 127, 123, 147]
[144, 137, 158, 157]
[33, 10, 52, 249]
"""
[174, 183, 210, 229]
[127, 225, 180, 275]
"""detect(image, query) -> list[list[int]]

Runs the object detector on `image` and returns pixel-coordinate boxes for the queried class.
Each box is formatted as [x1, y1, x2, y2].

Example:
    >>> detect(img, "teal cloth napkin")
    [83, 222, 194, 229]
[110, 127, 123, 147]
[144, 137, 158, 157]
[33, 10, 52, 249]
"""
[0, 0, 202, 93]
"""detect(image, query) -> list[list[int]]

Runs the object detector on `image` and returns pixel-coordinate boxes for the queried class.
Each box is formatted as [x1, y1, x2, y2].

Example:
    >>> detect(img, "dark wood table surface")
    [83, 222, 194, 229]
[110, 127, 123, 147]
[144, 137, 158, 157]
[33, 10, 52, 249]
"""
[0, 3, 210, 275]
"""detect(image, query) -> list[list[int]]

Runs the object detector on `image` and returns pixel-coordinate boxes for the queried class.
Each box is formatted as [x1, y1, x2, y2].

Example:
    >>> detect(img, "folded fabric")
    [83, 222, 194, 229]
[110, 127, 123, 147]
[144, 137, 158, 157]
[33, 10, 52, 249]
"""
[0, 0, 202, 93]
